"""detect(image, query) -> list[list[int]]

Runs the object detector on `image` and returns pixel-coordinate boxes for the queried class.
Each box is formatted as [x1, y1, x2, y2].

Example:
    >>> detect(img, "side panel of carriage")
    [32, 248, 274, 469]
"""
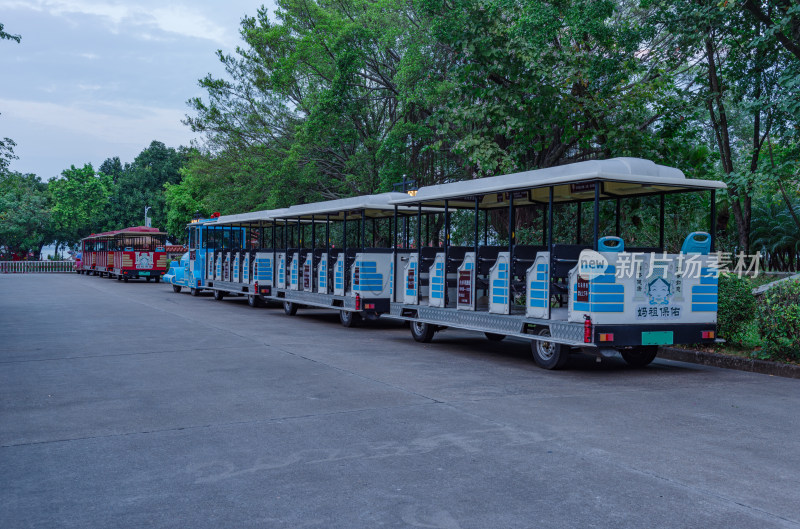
[113, 249, 167, 279]
[564, 250, 717, 346]
[277, 249, 393, 313]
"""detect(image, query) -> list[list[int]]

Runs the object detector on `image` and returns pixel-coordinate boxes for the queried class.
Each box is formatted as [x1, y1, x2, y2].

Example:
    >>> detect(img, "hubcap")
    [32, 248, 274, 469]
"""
[536, 334, 555, 360]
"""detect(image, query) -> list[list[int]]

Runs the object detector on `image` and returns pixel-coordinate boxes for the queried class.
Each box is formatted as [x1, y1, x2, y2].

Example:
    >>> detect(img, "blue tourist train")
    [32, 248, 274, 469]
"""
[163, 158, 726, 369]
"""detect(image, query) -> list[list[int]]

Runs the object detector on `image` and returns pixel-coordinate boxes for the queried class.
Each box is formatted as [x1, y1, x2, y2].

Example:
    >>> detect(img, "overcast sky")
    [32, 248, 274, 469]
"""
[1, 0, 275, 180]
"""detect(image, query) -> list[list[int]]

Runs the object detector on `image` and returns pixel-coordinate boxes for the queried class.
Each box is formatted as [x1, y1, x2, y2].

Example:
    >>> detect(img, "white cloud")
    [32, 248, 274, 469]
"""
[0, 97, 195, 147]
[0, 0, 236, 47]
[148, 6, 229, 45]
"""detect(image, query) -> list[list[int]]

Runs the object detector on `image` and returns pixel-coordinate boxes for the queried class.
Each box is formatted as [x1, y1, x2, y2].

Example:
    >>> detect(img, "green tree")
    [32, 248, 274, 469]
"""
[0, 134, 16, 174]
[649, 0, 800, 255]
[420, 0, 698, 175]
[185, 0, 451, 203]
[49, 164, 112, 246]
[164, 169, 202, 242]
[0, 22, 21, 43]
[1, 22, 20, 174]
[101, 141, 185, 233]
[0, 172, 52, 258]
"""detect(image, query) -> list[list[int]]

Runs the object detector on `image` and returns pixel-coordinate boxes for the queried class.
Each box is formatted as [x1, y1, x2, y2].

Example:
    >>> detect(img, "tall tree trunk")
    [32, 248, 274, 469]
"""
[768, 136, 800, 232]
[705, 34, 750, 254]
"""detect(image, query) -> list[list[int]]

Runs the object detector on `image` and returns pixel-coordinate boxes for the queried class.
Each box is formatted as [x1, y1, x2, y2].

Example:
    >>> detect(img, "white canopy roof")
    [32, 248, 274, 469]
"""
[280, 192, 413, 219]
[392, 158, 726, 207]
[198, 208, 288, 226]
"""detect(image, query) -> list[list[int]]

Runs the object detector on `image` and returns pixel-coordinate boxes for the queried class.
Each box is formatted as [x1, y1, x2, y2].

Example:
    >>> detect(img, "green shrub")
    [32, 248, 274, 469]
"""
[757, 279, 800, 361]
[717, 274, 756, 342]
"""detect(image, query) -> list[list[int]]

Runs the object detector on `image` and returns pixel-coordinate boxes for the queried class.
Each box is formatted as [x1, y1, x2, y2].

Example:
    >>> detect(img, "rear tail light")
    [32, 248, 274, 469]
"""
[702, 330, 715, 339]
[365, 303, 375, 310]
[584, 316, 592, 343]
[355, 293, 361, 311]
[599, 333, 614, 342]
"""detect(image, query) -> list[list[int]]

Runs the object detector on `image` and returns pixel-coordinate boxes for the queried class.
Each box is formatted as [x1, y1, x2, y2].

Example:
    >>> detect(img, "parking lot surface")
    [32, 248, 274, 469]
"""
[1, 274, 799, 528]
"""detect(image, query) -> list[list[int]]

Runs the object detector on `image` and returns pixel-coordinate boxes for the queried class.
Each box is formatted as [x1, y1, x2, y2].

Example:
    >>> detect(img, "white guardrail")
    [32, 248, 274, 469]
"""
[0, 261, 75, 273]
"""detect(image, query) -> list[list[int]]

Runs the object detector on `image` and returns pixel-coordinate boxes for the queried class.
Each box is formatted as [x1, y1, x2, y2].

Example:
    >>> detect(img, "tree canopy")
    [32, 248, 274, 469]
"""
[1, 2, 797, 267]
[170, 0, 798, 267]
[100, 141, 186, 233]
[0, 172, 51, 257]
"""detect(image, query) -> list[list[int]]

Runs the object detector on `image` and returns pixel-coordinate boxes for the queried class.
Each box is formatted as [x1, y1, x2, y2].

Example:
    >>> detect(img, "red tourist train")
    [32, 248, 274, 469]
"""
[78, 226, 168, 282]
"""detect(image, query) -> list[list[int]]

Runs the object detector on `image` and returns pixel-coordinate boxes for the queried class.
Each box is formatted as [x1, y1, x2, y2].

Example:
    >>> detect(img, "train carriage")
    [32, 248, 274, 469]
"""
[110, 227, 168, 282]
[386, 157, 725, 368]
[270, 193, 424, 325]
[79, 231, 111, 276]
[183, 210, 284, 303]
[164, 212, 282, 301]
[80, 237, 97, 275]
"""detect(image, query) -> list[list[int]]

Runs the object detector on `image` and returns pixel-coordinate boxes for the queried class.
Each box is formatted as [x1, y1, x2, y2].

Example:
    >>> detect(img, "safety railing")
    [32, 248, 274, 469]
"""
[0, 261, 75, 273]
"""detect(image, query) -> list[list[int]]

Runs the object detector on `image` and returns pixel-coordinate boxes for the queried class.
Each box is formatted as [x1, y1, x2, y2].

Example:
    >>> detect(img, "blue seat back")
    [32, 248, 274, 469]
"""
[681, 232, 711, 255]
[598, 236, 625, 253]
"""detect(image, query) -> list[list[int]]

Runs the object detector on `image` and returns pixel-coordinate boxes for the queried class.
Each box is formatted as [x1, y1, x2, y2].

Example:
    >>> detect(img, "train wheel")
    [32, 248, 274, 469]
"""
[247, 295, 262, 308]
[339, 310, 362, 328]
[531, 328, 569, 370]
[621, 346, 658, 368]
[410, 321, 435, 343]
[485, 332, 505, 342]
[190, 288, 199, 296]
[213, 290, 224, 301]
[172, 285, 182, 293]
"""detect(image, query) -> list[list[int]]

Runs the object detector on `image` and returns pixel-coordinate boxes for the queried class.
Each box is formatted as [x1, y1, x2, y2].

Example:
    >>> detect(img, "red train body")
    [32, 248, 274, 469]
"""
[78, 226, 168, 282]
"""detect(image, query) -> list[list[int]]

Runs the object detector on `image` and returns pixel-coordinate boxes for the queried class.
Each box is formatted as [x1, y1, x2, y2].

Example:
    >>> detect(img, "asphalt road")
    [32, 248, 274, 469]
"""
[1, 273, 799, 528]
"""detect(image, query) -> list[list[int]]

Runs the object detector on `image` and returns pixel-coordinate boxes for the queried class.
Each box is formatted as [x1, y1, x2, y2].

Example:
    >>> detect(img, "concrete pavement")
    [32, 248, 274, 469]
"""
[1, 273, 799, 528]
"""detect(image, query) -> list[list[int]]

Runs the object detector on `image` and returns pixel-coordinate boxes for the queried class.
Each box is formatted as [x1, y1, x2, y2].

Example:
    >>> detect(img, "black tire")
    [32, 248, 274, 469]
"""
[485, 332, 506, 342]
[172, 285, 182, 293]
[155, 276, 160, 283]
[283, 301, 298, 315]
[410, 321, 436, 343]
[339, 310, 362, 327]
[213, 289, 224, 301]
[123, 277, 129, 283]
[247, 295, 262, 308]
[190, 288, 199, 296]
[531, 327, 570, 370]
[145, 276, 151, 282]
[621, 346, 659, 368]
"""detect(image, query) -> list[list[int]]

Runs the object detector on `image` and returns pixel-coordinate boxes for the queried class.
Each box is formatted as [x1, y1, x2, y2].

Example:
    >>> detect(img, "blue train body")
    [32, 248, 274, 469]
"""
[163, 219, 245, 293]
